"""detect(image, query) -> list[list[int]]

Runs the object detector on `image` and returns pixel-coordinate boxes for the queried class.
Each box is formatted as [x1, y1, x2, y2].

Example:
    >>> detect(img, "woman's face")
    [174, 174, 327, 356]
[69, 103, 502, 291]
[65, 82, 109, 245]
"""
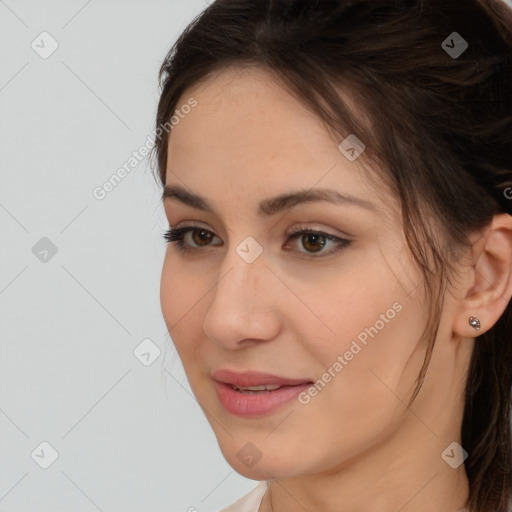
[160, 65, 464, 479]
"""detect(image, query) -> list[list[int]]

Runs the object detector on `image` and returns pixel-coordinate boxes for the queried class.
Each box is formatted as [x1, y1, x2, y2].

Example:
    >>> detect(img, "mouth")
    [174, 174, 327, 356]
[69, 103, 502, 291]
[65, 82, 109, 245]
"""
[211, 369, 314, 417]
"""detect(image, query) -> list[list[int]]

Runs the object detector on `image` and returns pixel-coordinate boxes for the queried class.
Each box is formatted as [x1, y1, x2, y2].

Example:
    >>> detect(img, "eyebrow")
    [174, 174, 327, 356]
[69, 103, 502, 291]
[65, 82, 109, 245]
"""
[162, 185, 377, 217]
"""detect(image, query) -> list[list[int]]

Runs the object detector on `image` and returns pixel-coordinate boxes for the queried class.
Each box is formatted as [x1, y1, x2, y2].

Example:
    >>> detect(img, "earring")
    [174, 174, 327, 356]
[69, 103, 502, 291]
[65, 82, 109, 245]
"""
[468, 316, 481, 331]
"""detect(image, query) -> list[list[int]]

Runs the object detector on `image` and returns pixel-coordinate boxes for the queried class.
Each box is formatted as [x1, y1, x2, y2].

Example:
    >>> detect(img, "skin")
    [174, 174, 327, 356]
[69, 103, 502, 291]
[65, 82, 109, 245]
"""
[159, 65, 512, 512]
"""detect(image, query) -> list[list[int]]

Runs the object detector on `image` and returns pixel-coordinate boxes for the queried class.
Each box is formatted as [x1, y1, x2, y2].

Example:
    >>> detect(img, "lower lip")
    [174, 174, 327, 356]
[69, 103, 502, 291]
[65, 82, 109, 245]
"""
[213, 381, 312, 417]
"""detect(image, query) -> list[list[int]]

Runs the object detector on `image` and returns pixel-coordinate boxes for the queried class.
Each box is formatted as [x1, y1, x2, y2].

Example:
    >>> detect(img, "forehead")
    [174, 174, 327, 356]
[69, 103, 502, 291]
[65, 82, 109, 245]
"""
[166, 65, 396, 219]
[169, 64, 361, 158]
[169, 65, 331, 156]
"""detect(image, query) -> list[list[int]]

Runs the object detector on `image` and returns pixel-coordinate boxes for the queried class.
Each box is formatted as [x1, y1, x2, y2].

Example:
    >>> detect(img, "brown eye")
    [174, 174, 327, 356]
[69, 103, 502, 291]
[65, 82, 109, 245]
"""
[163, 225, 221, 251]
[285, 228, 352, 258]
[191, 228, 214, 246]
[301, 233, 326, 253]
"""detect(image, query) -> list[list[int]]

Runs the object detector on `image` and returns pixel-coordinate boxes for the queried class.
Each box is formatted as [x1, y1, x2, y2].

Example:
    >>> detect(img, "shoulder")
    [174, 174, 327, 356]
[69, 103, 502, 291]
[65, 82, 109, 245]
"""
[218, 482, 267, 512]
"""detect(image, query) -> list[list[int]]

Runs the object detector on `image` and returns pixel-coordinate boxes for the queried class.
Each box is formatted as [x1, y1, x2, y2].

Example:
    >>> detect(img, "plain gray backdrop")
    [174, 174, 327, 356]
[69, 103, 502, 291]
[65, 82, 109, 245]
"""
[0, 1, 258, 511]
[2, 1, 512, 511]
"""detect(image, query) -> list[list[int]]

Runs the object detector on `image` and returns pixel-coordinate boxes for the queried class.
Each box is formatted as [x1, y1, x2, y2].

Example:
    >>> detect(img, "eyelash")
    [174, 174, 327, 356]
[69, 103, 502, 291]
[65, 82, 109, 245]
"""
[163, 224, 352, 258]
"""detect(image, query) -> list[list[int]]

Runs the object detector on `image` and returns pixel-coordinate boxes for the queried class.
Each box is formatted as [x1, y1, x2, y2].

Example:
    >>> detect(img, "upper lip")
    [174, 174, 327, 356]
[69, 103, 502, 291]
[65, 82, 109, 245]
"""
[211, 369, 312, 387]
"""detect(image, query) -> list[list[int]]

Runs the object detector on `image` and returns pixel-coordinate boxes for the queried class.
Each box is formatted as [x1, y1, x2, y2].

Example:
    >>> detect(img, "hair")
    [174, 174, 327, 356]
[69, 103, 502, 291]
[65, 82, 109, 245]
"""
[151, 1, 512, 510]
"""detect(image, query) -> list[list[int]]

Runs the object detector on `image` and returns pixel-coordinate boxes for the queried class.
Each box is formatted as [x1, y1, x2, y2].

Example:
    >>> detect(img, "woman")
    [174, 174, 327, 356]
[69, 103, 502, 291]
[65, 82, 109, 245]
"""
[152, 1, 512, 511]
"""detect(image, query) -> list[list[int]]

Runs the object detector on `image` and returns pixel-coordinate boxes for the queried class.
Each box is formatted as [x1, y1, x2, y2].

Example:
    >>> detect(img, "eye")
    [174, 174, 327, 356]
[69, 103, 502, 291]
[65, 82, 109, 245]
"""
[284, 226, 352, 258]
[163, 224, 221, 252]
[163, 224, 352, 258]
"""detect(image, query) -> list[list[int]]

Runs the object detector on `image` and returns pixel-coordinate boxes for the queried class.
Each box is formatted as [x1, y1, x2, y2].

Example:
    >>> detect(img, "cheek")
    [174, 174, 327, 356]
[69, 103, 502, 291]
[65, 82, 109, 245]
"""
[160, 255, 204, 359]
[294, 258, 425, 413]
[160, 253, 206, 324]
[160, 255, 180, 326]
[287, 300, 425, 472]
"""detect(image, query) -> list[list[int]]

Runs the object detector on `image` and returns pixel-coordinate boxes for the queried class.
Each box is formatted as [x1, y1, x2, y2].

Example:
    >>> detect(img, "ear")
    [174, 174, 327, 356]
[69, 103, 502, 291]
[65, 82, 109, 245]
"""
[453, 213, 512, 338]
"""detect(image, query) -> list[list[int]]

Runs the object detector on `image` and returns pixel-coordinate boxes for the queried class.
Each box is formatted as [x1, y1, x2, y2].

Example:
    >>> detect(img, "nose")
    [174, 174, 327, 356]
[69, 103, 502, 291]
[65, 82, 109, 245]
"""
[203, 243, 282, 349]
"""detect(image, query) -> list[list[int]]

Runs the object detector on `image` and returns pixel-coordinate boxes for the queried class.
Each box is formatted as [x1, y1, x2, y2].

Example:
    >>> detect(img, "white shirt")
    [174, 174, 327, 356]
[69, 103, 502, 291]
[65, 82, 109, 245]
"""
[219, 482, 267, 512]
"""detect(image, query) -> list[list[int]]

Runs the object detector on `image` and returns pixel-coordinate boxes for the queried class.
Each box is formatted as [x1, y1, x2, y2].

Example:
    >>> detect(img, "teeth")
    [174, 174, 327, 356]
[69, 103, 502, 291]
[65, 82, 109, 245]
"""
[232, 384, 282, 392]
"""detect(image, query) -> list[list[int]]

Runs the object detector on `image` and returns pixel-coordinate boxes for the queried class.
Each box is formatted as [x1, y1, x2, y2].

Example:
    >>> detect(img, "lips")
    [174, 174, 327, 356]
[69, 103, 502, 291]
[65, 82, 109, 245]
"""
[211, 369, 312, 388]
[211, 370, 315, 417]
[211, 369, 315, 416]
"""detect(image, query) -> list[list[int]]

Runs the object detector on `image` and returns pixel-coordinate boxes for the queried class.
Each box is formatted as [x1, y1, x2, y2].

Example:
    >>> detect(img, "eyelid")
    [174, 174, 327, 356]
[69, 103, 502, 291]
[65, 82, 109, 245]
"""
[285, 223, 349, 239]
[171, 221, 348, 239]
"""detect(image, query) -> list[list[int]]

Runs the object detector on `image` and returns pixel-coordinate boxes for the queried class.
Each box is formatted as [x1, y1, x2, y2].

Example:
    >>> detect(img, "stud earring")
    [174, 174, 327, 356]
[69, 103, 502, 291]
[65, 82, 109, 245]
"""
[469, 316, 481, 331]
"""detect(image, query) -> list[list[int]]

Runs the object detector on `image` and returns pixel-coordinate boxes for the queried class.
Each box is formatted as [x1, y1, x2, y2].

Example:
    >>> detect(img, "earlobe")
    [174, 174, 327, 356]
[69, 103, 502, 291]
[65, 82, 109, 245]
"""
[453, 213, 512, 338]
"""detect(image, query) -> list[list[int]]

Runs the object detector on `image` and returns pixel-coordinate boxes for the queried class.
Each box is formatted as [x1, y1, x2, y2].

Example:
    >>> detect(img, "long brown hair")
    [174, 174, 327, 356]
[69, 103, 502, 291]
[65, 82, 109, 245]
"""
[151, 1, 512, 510]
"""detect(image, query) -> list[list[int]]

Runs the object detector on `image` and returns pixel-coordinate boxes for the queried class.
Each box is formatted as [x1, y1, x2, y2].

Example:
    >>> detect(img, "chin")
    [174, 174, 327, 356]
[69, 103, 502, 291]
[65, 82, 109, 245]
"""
[217, 437, 305, 480]
[229, 460, 274, 480]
